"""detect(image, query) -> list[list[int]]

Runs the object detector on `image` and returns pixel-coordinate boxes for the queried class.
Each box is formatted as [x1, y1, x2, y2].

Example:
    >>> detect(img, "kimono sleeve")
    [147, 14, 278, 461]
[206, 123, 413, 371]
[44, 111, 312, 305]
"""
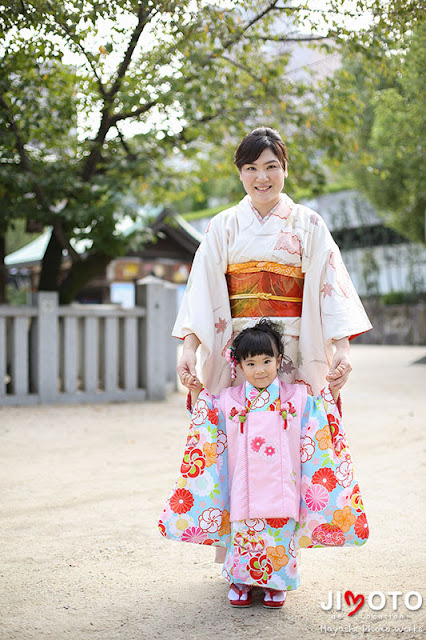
[158, 389, 230, 548]
[302, 212, 372, 344]
[297, 386, 369, 548]
[173, 217, 230, 335]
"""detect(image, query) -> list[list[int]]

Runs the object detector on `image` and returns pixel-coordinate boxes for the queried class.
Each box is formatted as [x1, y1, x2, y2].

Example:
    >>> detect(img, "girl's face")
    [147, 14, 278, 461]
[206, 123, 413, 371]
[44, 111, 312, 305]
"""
[238, 352, 282, 389]
[239, 148, 286, 216]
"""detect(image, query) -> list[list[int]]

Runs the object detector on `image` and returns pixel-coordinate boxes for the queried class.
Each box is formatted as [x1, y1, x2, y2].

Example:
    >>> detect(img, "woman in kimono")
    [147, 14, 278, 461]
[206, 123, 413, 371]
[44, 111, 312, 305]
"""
[175, 127, 372, 398]
[159, 321, 369, 608]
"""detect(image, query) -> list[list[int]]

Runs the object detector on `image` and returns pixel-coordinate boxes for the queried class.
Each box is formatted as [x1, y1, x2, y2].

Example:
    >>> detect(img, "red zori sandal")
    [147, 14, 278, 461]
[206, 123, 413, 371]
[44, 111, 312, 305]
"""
[262, 589, 287, 609]
[228, 585, 253, 608]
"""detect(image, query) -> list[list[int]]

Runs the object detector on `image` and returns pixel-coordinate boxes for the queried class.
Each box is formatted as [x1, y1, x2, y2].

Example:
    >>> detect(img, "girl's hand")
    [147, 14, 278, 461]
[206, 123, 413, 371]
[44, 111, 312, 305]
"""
[181, 372, 203, 405]
[328, 364, 344, 402]
[326, 337, 352, 392]
[181, 372, 202, 392]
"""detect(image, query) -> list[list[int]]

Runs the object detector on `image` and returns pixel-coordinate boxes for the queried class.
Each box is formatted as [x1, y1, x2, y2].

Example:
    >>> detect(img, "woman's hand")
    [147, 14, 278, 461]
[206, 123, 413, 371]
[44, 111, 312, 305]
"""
[326, 337, 352, 392]
[177, 333, 201, 389]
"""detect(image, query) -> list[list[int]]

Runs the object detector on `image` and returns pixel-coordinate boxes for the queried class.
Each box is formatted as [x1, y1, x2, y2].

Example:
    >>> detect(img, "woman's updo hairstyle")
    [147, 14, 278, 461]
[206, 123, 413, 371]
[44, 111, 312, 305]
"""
[234, 127, 289, 172]
[232, 319, 284, 364]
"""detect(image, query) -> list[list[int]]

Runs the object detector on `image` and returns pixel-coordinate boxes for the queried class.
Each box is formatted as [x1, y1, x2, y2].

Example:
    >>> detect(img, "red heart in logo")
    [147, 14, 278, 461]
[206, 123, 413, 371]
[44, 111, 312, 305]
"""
[344, 590, 365, 617]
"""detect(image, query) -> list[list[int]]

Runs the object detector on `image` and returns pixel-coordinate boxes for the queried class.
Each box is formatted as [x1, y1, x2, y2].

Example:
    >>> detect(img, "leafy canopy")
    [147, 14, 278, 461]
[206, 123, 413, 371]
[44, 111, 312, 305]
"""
[319, 16, 425, 243]
[1, 0, 424, 300]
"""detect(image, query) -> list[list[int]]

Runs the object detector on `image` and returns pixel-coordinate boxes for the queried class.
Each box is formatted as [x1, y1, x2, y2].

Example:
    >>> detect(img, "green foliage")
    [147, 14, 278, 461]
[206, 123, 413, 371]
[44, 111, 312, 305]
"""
[362, 25, 426, 242]
[380, 291, 424, 305]
[6, 283, 30, 306]
[0, 0, 316, 256]
[321, 18, 426, 243]
[361, 249, 380, 296]
[5, 218, 41, 254]
[182, 201, 240, 222]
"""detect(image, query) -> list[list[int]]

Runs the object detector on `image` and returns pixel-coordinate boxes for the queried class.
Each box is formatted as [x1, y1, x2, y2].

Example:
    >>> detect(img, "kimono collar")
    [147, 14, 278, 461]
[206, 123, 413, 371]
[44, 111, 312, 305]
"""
[228, 377, 298, 407]
[236, 193, 295, 235]
[245, 377, 280, 401]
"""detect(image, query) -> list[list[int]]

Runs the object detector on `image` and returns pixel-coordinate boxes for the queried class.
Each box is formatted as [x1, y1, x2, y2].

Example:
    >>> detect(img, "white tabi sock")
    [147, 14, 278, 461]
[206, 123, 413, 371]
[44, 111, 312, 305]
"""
[264, 590, 286, 602]
[228, 588, 248, 602]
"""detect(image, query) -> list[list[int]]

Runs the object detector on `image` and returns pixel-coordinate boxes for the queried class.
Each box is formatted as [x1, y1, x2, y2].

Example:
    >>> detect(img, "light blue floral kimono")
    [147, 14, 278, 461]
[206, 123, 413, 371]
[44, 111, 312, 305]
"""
[159, 378, 368, 591]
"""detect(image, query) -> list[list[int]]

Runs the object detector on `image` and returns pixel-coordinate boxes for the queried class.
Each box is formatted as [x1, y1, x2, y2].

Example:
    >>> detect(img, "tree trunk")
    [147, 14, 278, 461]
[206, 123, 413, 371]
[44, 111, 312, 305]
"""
[58, 253, 110, 304]
[0, 234, 6, 304]
[38, 229, 64, 291]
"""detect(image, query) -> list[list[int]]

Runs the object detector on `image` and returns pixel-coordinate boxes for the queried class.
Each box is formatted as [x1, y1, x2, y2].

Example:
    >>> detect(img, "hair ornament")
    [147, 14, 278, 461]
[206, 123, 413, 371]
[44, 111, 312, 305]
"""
[225, 345, 237, 380]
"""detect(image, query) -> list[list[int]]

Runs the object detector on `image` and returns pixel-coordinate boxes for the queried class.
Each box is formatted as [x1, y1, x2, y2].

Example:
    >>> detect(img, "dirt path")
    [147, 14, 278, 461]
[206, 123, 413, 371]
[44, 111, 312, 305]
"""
[1, 345, 425, 640]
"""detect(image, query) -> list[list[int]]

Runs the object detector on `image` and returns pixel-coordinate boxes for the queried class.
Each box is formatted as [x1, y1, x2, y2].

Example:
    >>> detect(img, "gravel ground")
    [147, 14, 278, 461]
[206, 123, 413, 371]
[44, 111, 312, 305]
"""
[0, 345, 425, 640]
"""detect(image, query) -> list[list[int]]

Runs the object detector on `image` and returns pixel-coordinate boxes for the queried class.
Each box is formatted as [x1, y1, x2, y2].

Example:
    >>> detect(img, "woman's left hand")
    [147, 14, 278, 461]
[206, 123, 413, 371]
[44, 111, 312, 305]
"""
[326, 337, 352, 391]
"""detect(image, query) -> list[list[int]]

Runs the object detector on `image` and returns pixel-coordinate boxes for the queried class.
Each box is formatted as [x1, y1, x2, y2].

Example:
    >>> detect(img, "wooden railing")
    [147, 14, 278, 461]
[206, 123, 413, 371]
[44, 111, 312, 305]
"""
[0, 277, 177, 405]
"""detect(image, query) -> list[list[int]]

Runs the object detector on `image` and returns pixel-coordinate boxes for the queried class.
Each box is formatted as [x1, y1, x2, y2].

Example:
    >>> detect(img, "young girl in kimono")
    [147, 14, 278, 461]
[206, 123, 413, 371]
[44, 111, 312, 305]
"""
[159, 320, 368, 609]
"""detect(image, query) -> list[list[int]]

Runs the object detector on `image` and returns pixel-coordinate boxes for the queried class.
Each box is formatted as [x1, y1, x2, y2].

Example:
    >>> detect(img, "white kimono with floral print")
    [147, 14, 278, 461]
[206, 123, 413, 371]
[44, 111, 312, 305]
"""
[173, 193, 372, 396]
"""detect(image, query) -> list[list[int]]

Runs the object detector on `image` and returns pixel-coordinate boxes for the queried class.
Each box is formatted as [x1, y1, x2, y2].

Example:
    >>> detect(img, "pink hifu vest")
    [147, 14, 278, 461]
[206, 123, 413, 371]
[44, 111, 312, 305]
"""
[219, 380, 307, 522]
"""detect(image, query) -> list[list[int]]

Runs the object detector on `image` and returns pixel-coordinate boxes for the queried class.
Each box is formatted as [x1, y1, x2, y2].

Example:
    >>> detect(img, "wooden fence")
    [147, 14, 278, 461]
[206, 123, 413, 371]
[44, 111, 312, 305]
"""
[0, 277, 178, 405]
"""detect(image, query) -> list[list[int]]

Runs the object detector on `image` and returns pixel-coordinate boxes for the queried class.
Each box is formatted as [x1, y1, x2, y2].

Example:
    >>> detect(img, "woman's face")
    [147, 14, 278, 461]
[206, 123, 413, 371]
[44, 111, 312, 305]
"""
[239, 148, 286, 216]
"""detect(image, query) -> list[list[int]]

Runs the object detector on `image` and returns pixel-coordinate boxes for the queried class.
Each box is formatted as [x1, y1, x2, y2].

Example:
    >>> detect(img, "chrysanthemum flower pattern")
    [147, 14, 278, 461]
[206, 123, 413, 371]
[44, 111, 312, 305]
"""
[265, 518, 289, 529]
[169, 488, 194, 514]
[312, 467, 337, 492]
[305, 484, 329, 511]
[354, 513, 369, 539]
[181, 526, 208, 544]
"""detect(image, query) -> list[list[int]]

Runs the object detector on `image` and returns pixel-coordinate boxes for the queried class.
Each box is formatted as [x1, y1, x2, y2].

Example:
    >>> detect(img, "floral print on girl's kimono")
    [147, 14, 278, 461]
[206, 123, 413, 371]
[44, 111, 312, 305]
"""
[159, 378, 368, 591]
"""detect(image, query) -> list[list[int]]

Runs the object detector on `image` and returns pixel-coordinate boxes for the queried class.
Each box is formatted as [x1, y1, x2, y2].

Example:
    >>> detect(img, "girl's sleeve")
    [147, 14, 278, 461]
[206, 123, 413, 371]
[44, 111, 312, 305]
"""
[158, 389, 231, 548]
[298, 386, 369, 548]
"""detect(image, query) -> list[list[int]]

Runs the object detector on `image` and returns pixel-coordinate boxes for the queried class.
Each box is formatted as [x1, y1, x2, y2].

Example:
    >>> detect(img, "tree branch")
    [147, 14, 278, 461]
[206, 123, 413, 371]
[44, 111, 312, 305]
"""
[221, 0, 281, 50]
[0, 93, 31, 172]
[106, 4, 155, 98]
[115, 125, 137, 161]
[271, 5, 364, 18]
[253, 33, 334, 43]
[112, 99, 158, 124]
[55, 20, 107, 98]
[238, 0, 281, 36]
[81, 4, 155, 182]
[220, 54, 266, 85]
[218, 55, 295, 110]
[112, 2, 292, 131]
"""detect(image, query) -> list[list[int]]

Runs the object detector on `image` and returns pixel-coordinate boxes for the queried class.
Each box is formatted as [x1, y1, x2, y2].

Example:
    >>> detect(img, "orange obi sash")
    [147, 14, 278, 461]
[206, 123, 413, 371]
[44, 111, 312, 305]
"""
[226, 261, 304, 318]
